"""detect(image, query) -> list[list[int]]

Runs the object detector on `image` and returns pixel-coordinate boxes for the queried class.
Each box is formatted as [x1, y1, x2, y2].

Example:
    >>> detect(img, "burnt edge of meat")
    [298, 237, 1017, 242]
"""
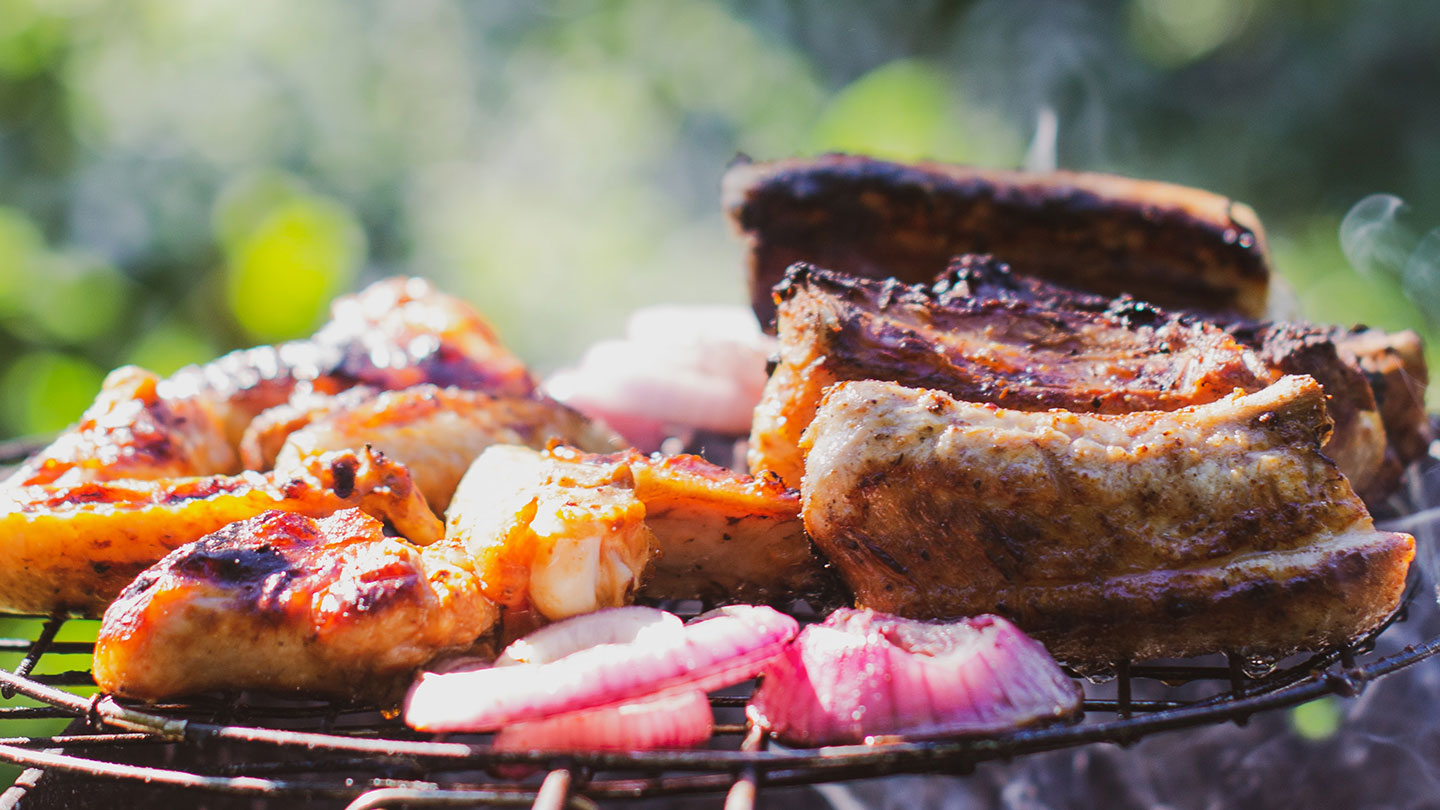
[774, 255, 1272, 414]
[727, 153, 1270, 328]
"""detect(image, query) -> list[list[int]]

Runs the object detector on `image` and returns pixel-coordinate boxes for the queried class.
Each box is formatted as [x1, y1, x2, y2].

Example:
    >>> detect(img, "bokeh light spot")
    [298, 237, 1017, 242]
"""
[1289, 697, 1342, 741]
[0, 351, 105, 435]
[1128, 0, 1252, 68]
[224, 195, 364, 342]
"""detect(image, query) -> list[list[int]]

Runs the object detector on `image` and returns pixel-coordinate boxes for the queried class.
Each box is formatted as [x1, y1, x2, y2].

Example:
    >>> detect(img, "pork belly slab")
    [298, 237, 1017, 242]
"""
[723, 154, 1272, 325]
[800, 377, 1414, 662]
[749, 258, 1276, 487]
[749, 257, 1417, 502]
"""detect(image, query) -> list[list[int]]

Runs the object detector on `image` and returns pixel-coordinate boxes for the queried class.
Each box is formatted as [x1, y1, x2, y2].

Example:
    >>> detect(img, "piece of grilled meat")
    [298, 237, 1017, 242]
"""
[749, 258, 1276, 486]
[94, 508, 496, 702]
[800, 377, 1415, 662]
[724, 154, 1271, 326]
[241, 384, 623, 511]
[750, 257, 1417, 501]
[7, 277, 535, 489]
[446, 445, 827, 635]
[0, 446, 440, 616]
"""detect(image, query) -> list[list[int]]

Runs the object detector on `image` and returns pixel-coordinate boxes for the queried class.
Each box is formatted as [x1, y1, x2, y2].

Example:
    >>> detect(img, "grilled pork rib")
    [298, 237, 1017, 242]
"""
[94, 508, 496, 702]
[724, 154, 1272, 326]
[750, 257, 1415, 500]
[0, 446, 441, 616]
[749, 259, 1276, 486]
[800, 377, 1415, 662]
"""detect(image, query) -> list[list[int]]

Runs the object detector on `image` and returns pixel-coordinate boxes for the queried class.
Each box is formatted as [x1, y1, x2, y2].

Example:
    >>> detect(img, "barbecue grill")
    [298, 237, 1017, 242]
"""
[1, 446, 1437, 809]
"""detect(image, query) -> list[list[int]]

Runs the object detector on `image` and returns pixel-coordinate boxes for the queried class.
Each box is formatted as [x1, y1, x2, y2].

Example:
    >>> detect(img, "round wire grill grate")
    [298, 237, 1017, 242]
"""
[0, 442, 1436, 809]
[0, 594, 1437, 809]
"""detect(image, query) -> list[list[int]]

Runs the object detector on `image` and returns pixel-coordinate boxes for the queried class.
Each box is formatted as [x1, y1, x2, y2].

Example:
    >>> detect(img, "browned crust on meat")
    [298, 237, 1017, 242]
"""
[749, 258, 1275, 485]
[1332, 327, 1432, 473]
[94, 509, 496, 701]
[724, 154, 1271, 326]
[799, 377, 1414, 662]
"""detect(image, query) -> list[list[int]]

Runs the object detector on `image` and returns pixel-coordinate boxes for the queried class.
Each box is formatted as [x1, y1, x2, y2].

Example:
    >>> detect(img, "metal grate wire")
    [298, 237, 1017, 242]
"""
[0, 594, 1435, 810]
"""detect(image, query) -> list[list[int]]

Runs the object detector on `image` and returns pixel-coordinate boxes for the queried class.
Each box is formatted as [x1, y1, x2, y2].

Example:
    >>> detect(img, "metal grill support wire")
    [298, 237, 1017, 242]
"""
[0, 606, 1437, 808]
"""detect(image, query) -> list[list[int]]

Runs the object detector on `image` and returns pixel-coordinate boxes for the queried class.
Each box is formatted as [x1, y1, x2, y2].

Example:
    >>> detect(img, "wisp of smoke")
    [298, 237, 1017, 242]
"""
[1340, 193, 1440, 321]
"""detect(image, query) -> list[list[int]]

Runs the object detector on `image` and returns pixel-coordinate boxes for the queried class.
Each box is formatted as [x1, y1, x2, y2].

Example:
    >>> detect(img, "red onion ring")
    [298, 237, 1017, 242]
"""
[405, 604, 797, 733]
[492, 689, 713, 753]
[746, 609, 1082, 746]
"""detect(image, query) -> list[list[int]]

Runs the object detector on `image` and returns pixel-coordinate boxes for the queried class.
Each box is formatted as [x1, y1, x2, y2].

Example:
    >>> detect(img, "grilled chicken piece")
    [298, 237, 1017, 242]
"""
[724, 154, 1271, 326]
[446, 445, 655, 631]
[7, 277, 535, 489]
[241, 385, 623, 511]
[94, 508, 496, 702]
[801, 377, 1415, 662]
[446, 445, 825, 632]
[750, 258, 1276, 486]
[0, 446, 440, 616]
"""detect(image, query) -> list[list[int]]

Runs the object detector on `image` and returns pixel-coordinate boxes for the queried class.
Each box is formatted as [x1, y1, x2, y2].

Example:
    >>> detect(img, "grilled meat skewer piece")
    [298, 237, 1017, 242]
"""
[0, 446, 440, 616]
[447, 445, 828, 635]
[241, 384, 623, 511]
[6, 277, 535, 489]
[800, 377, 1415, 662]
[724, 154, 1271, 326]
[750, 258, 1277, 487]
[94, 508, 496, 702]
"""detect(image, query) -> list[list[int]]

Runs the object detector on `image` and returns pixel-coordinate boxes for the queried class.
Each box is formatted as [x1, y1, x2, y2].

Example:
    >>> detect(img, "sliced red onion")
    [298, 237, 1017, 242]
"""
[746, 609, 1082, 746]
[494, 606, 683, 667]
[406, 604, 797, 733]
[492, 689, 713, 753]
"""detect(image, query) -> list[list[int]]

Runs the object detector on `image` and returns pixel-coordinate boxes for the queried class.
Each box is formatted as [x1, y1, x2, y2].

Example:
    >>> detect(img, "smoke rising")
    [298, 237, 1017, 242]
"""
[1341, 193, 1440, 322]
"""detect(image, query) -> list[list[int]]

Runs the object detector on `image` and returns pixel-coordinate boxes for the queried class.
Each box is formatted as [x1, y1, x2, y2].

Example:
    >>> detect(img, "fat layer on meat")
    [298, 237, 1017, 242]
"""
[800, 376, 1414, 662]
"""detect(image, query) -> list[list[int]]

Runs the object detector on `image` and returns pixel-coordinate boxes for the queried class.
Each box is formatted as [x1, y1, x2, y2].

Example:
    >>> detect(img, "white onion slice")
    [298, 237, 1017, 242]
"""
[406, 604, 797, 733]
[746, 609, 1082, 746]
[492, 689, 713, 752]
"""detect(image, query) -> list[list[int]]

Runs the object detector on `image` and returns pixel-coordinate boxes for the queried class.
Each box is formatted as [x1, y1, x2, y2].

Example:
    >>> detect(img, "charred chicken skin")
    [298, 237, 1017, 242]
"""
[800, 377, 1414, 662]
[94, 508, 496, 702]
[243, 384, 623, 511]
[6, 277, 535, 490]
[724, 154, 1272, 326]
[0, 446, 441, 616]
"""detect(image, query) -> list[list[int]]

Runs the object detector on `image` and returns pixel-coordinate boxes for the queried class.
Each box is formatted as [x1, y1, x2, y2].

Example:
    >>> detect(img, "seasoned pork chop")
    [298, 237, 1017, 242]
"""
[750, 259, 1275, 486]
[94, 508, 496, 702]
[0, 446, 440, 616]
[724, 154, 1271, 325]
[800, 377, 1414, 662]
